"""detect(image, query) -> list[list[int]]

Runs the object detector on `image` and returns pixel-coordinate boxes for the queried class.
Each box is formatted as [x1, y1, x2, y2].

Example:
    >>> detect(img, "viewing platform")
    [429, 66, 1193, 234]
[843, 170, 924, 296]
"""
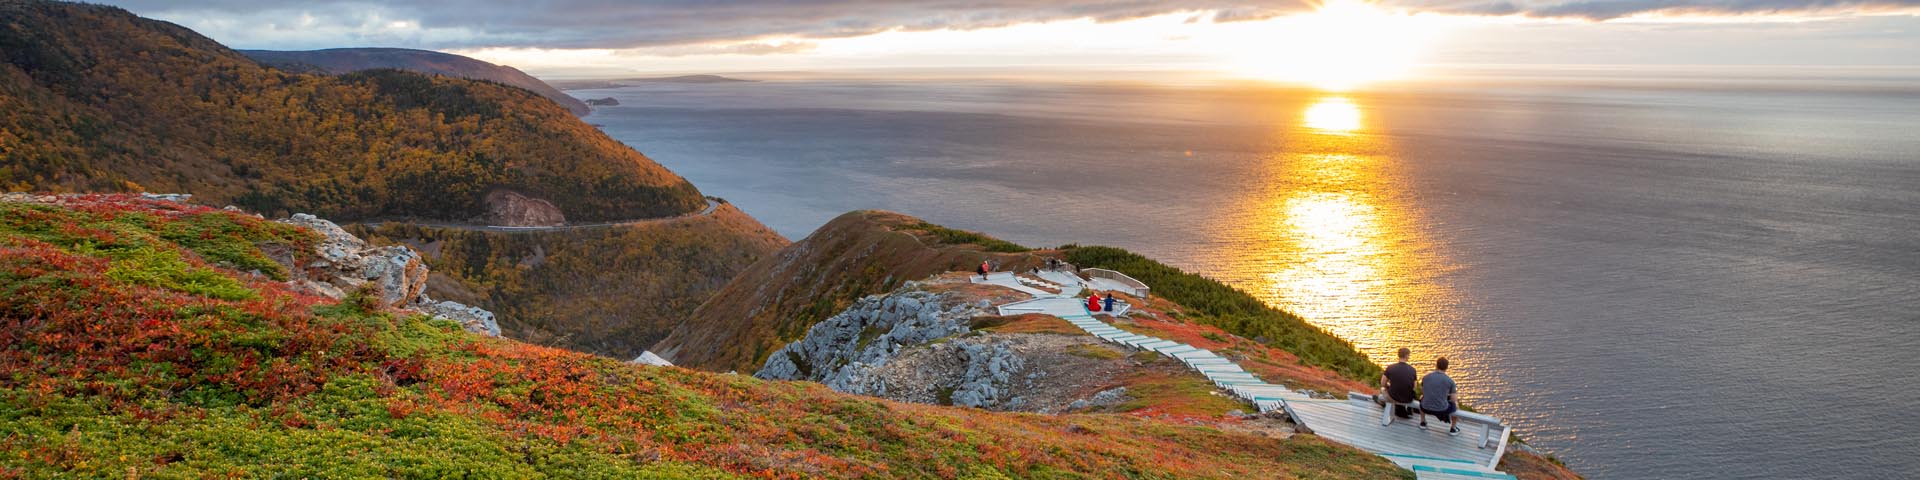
[973, 269, 1515, 479]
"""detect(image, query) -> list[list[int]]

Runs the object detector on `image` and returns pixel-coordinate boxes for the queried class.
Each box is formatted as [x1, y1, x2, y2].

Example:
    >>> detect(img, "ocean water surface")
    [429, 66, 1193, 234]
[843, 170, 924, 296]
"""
[575, 71, 1920, 478]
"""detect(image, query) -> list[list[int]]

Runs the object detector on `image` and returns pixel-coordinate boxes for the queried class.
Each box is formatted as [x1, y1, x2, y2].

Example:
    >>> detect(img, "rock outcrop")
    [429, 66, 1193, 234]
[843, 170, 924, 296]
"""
[276, 212, 498, 336]
[907, 340, 1027, 408]
[758, 284, 1124, 411]
[756, 289, 984, 392]
[753, 282, 1162, 412]
[278, 213, 429, 308]
[482, 190, 565, 227]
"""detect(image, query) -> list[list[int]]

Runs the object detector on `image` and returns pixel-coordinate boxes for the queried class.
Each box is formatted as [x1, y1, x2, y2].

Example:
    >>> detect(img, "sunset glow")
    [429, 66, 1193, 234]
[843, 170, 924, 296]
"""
[1222, 0, 1440, 90]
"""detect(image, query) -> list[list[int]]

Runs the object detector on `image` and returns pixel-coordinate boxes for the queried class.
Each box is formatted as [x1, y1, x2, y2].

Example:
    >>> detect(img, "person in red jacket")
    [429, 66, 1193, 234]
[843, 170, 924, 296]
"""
[1087, 293, 1102, 312]
[978, 260, 990, 280]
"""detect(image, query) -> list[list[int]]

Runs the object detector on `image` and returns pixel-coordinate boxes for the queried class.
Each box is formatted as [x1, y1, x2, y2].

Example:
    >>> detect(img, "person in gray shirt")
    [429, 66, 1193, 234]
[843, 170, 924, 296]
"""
[1419, 357, 1461, 436]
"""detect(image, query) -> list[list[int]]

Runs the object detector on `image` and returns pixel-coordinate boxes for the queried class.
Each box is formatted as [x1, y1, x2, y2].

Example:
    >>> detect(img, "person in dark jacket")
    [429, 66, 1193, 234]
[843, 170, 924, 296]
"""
[1102, 293, 1116, 312]
[1377, 347, 1418, 418]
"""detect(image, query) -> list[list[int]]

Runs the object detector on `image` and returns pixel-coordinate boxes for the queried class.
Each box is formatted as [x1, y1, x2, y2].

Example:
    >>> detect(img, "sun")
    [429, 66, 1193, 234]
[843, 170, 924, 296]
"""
[1223, 0, 1438, 91]
[1304, 97, 1363, 133]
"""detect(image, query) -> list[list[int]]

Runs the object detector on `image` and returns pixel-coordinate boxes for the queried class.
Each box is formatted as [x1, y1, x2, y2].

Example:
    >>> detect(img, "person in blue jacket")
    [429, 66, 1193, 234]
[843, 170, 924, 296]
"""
[1103, 293, 1116, 312]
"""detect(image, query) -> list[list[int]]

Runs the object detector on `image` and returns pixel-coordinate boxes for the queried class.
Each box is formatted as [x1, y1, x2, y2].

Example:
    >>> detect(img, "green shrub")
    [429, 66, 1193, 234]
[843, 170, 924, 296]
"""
[1064, 246, 1380, 382]
[105, 246, 257, 300]
[910, 222, 1029, 253]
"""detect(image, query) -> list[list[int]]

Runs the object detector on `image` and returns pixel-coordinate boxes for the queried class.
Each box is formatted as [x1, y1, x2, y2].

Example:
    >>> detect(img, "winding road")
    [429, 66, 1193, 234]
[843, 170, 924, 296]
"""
[364, 198, 721, 233]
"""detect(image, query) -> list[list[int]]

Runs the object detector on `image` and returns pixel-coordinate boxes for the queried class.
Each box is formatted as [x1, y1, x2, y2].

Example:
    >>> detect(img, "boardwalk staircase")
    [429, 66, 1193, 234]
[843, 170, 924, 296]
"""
[973, 272, 1516, 479]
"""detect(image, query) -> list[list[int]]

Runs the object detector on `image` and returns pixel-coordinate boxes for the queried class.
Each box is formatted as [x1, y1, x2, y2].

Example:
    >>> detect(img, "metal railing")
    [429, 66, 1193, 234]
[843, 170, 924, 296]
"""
[1082, 268, 1150, 298]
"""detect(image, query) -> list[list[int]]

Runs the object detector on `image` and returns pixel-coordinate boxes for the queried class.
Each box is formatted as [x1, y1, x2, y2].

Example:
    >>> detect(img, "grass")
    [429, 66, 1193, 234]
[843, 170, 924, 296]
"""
[1066, 344, 1124, 361]
[1113, 369, 1251, 417]
[1065, 246, 1382, 382]
[971, 314, 1084, 335]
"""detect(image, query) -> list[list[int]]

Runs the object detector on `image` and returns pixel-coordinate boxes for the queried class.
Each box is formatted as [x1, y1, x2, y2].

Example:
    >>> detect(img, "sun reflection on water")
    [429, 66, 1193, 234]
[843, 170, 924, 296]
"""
[1215, 95, 1456, 366]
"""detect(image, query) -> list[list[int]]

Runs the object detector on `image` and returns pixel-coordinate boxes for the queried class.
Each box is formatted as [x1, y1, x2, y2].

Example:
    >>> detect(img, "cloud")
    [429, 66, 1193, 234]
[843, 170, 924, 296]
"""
[98, 0, 1314, 50]
[1397, 0, 1920, 20]
[96, 0, 1920, 51]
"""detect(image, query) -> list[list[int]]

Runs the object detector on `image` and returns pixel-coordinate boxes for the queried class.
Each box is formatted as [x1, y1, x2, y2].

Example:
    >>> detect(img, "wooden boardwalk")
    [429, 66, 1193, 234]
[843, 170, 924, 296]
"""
[975, 273, 1516, 479]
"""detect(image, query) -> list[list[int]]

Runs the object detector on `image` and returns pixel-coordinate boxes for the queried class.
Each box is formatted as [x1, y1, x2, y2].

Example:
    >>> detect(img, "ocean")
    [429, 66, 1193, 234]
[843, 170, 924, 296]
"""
[574, 69, 1920, 478]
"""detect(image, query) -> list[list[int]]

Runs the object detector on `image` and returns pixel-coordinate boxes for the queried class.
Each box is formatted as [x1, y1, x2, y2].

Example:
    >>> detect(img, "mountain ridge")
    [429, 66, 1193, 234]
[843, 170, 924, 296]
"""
[240, 47, 591, 116]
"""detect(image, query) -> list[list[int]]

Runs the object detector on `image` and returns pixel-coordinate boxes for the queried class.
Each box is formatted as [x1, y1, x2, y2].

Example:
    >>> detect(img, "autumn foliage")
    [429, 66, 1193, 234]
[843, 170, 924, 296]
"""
[0, 195, 1409, 478]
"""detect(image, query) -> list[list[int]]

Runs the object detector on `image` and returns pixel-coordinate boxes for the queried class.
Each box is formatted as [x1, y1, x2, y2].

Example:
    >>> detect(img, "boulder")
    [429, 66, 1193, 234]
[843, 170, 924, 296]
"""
[138, 192, 192, 202]
[1068, 387, 1129, 411]
[414, 298, 500, 337]
[632, 351, 675, 367]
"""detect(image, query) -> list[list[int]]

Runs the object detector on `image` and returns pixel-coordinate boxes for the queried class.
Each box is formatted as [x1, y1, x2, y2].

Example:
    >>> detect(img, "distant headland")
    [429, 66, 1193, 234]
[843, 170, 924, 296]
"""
[555, 75, 755, 90]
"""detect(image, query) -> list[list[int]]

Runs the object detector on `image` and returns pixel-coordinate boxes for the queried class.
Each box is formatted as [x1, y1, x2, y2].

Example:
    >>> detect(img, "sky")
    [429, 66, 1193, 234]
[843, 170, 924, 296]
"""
[98, 0, 1920, 85]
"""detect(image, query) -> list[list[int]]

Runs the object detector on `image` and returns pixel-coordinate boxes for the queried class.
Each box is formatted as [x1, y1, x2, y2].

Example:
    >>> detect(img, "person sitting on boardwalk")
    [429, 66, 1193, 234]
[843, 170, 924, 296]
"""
[1102, 293, 1116, 312]
[1377, 347, 1418, 419]
[1087, 293, 1102, 312]
[1419, 356, 1461, 436]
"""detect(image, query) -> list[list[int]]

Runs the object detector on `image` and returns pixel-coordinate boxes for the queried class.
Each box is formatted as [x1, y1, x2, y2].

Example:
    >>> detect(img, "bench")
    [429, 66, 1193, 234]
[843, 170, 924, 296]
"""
[1373, 394, 1422, 426]
[1354, 392, 1512, 457]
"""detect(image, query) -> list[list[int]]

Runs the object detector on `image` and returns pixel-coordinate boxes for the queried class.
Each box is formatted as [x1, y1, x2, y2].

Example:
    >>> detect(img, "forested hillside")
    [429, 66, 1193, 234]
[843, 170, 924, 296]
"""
[242, 48, 590, 116]
[350, 203, 787, 360]
[0, 0, 703, 222]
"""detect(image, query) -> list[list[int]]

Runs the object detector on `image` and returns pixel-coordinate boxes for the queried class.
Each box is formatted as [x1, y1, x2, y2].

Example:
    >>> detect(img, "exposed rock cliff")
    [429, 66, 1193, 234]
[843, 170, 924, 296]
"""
[482, 190, 565, 227]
